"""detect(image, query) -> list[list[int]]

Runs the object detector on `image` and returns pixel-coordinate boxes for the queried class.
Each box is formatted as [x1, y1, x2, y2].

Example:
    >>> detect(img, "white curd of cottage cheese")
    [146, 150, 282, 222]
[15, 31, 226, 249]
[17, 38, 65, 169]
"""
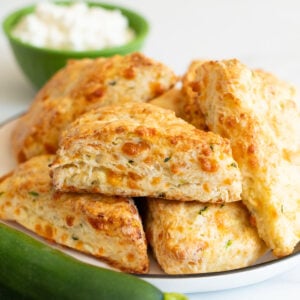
[12, 2, 135, 51]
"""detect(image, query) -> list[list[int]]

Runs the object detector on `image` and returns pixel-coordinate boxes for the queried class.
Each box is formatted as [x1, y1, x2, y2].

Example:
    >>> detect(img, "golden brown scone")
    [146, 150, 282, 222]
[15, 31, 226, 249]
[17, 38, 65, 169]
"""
[181, 60, 208, 130]
[149, 79, 208, 131]
[51, 102, 242, 203]
[12, 52, 177, 163]
[146, 198, 267, 274]
[148, 88, 186, 118]
[0, 155, 148, 274]
[183, 58, 300, 256]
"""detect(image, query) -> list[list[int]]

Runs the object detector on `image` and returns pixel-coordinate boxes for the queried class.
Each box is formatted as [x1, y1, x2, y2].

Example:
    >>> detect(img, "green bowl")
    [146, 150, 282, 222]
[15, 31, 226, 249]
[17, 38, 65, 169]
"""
[2, 1, 149, 89]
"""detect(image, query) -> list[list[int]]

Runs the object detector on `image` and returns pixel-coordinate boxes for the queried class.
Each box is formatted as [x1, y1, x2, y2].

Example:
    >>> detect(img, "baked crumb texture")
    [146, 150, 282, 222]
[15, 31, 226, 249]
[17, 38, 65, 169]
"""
[51, 102, 242, 203]
[0, 155, 149, 274]
[182, 58, 300, 256]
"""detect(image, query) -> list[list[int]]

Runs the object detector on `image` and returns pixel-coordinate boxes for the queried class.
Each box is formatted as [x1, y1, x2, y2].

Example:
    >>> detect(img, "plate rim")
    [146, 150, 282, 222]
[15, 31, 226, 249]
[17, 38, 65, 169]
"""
[138, 248, 300, 279]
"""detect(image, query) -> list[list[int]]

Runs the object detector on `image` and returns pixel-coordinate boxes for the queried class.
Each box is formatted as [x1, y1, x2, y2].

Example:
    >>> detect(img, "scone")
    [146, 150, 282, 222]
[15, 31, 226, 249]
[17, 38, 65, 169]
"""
[51, 102, 242, 203]
[183, 58, 300, 256]
[181, 60, 208, 130]
[12, 52, 177, 163]
[0, 155, 149, 274]
[146, 198, 267, 274]
[148, 88, 186, 119]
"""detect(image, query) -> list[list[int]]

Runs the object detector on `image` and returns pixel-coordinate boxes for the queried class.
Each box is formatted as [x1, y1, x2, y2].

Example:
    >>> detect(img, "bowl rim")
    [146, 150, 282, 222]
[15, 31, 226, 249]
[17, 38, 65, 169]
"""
[2, 0, 149, 56]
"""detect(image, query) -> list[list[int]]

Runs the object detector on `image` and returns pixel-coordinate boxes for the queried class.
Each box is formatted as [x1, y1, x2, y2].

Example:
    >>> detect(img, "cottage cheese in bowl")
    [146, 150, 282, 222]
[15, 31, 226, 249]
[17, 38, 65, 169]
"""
[12, 1, 135, 51]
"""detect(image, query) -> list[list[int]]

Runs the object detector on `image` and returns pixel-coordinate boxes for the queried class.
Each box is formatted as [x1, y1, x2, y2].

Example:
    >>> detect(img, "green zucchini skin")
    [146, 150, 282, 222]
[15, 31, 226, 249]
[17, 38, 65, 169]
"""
[0, 281, 30, 300]
[0, 222, 164, 300]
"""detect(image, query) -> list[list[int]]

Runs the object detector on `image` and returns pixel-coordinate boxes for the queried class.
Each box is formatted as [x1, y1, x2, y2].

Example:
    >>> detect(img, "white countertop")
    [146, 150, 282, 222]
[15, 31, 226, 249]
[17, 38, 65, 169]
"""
[1, 1, 300, 299]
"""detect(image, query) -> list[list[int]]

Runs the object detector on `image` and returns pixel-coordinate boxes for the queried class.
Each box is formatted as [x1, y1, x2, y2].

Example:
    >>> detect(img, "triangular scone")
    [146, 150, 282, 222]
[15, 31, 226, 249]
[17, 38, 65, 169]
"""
[183, 59, 300, 256]
[0, 155, 148, 274]
[12, 52, 177, 163]
[145, 198, 267, 274]
[51, 102, 242, 203]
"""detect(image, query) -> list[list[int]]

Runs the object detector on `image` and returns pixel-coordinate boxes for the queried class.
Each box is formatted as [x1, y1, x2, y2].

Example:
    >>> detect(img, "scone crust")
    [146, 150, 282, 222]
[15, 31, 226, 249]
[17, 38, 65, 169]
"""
[181, 60, 208, 130]
[12, 53, 177, 163]
[146, 198, 267, 274]
[149, 88, 186, 119]
[183, 59, 300, 256]
[51, 102, 242, 203]
[0, 155, 149, 273]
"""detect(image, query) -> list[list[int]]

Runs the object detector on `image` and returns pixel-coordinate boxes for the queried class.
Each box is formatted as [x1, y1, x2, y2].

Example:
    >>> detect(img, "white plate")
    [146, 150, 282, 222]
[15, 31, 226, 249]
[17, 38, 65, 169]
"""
[0, 117, 300, 294]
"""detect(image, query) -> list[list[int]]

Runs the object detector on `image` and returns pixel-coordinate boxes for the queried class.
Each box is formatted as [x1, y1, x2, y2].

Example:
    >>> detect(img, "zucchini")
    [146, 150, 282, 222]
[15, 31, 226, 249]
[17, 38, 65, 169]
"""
[0, 281, 30, 300]
[0, 223, 187, 300]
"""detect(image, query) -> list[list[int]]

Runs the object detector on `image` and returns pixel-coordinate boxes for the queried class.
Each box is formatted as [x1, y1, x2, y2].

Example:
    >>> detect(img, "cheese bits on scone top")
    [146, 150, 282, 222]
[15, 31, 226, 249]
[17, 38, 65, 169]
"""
[51, 102, 242, 203]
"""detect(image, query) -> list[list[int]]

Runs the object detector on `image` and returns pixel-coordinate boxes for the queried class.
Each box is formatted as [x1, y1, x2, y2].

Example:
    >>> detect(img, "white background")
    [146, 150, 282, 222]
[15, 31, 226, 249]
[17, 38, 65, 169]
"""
[1, 1, 300, 299]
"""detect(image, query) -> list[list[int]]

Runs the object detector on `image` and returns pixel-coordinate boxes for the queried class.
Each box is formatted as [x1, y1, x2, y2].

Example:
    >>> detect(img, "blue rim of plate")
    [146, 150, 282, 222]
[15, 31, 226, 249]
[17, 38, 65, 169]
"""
[0, 115, 299, 280]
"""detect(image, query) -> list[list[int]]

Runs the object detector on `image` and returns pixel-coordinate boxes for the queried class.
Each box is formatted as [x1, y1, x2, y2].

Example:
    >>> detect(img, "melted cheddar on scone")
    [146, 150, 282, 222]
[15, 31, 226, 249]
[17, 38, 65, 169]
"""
[51, 103, 242, 203]
[0, 155, 148, 274]
[183, 58, 300, 256]
[146, 198, 267, 274]
[12, 52, 177, 163]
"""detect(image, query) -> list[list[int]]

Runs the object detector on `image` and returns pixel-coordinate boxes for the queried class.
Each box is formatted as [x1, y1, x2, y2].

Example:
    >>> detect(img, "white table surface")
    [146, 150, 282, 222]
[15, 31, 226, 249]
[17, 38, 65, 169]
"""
[1, 0, 300, 299]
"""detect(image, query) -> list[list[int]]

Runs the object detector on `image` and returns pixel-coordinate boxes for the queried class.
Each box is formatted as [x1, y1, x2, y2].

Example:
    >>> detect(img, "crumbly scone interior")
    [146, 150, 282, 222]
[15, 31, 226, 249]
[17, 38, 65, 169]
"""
[51, 103, 242, 203]
[0, 155, 149, 274]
